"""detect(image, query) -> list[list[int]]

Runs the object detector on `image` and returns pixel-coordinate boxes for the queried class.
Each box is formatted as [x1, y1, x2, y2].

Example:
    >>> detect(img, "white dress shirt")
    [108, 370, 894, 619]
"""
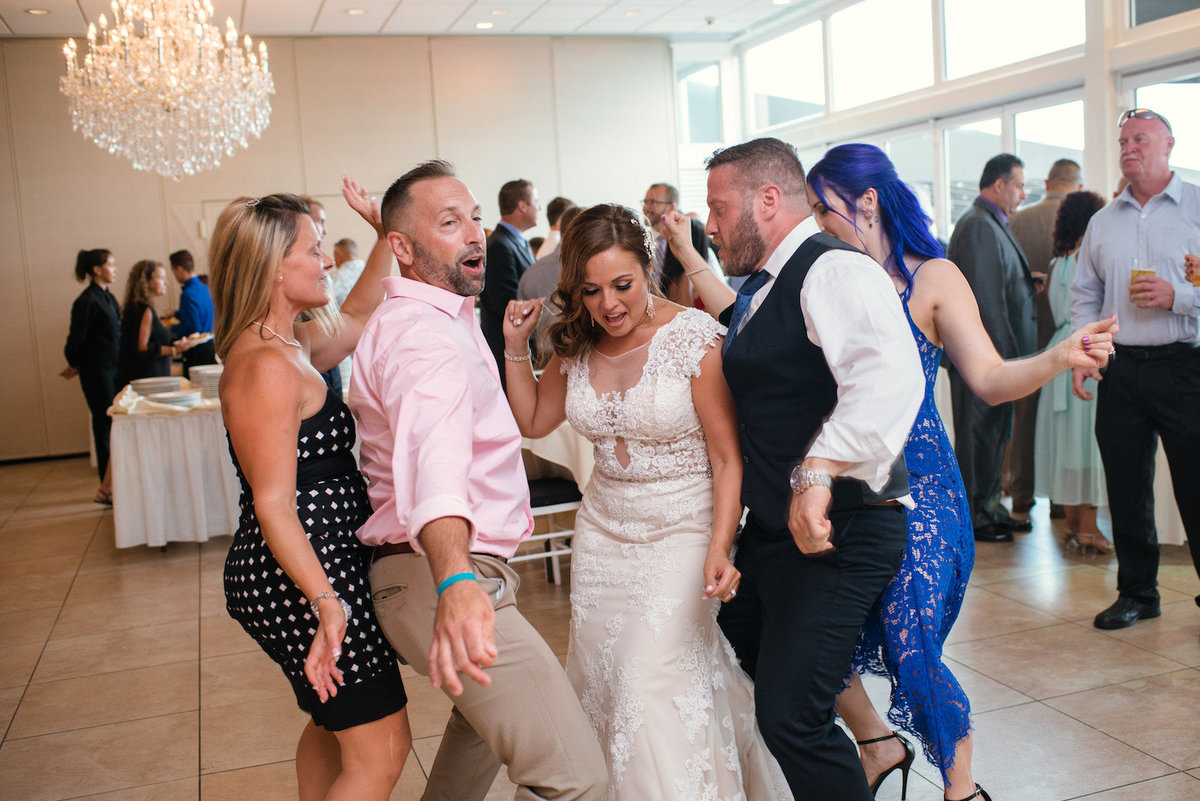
[1071, 173, 1200, 344]
[741, 217, 924, 503]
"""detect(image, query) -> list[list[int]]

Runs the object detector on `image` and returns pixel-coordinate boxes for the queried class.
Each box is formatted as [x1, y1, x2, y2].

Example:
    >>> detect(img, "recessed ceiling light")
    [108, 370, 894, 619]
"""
[491, 9, 509, 15]
[26, 8, 50, 14]
[345, 8, 366, 15]
[625, 10, 641, 16]
[475, 21, 494, 30]
[772, 0, 792, 5]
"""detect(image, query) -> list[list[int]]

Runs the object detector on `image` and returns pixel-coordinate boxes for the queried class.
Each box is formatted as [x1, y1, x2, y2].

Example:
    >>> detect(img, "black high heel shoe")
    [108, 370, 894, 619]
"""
[857, 731, 915, 799]
[946, 784, 992, 801]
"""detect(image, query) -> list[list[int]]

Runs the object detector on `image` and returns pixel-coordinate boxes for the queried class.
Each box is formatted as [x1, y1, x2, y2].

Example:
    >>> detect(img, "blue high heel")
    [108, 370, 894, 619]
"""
[857, 731, 915, 799]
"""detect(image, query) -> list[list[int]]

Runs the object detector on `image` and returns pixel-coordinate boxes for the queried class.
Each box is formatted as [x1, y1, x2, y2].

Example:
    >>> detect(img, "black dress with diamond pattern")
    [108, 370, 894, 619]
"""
[223, 388, 406, 731]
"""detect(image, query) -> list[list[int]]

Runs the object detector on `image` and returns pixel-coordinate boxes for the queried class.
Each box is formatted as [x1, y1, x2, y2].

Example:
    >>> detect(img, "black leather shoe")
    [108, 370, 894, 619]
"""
[974, 524, 1014, 543]
[1094, 597, 1160, 630]
[1002, 517, 1033, 533]
[1049, 503, 1066, 519]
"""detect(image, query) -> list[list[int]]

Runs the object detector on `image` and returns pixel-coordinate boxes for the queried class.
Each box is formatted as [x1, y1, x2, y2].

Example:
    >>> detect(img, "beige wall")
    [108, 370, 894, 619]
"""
[0, 35, 676, 461]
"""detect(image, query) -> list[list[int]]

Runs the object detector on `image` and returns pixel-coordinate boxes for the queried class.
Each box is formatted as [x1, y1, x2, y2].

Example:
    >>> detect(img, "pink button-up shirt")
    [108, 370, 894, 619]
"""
[348, 276, 533, 557]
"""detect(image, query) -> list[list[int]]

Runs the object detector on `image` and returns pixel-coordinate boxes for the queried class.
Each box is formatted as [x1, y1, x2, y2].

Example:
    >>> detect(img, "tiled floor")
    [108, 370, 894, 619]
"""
[1, 456, 1198, 800]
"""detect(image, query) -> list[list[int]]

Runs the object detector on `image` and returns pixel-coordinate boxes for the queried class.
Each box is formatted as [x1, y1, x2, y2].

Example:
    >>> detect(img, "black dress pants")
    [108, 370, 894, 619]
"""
[718, 505, 908, 801]
[949, 371, 1013, 528]
[1095, 345, 1200, 604]
[79, 367, 117, 479]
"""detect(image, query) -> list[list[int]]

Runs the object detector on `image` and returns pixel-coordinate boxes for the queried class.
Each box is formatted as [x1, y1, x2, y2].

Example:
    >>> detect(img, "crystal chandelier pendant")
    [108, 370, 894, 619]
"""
[59, 0, 275, 181]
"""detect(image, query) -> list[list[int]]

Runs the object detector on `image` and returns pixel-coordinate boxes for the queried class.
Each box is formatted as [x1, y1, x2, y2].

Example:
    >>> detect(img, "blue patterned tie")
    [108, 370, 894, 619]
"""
[722, 270, 770, 355]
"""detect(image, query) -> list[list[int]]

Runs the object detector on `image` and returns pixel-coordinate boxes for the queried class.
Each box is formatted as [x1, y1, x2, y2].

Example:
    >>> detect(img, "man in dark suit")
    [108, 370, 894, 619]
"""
[481, 179, 539, 382]
[642, 182, 715, 304]
[946, 153, 1037, 542]
[708, 137, 923, 801]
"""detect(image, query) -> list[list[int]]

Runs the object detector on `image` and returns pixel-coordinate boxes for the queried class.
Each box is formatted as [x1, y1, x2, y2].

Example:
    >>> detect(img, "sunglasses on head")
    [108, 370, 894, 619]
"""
[1118, 108, 1172, 134]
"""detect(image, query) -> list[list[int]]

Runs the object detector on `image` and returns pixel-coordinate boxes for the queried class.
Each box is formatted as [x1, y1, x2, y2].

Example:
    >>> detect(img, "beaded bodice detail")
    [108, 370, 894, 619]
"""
[564, 309, 722, 485]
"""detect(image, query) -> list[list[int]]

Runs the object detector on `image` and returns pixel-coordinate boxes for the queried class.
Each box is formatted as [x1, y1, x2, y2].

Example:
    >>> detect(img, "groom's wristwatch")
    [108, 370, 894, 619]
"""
[790, 465, 832, 495]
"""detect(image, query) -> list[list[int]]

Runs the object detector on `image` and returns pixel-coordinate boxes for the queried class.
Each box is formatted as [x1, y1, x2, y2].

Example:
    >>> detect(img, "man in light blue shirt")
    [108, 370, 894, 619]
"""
[1071, 108, 1200, 630]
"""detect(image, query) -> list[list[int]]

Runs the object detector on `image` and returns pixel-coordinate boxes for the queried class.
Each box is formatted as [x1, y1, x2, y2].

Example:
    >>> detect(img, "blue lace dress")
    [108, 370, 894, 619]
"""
[851, 299, 973, 780]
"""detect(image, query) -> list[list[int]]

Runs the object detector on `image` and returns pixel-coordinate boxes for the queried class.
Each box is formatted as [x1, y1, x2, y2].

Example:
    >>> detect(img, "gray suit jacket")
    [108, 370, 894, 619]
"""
[947, 197, 1037, 360]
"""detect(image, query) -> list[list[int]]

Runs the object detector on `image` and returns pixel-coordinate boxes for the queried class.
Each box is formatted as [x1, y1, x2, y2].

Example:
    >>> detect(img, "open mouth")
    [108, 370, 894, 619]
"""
[604, 312, 627, 327]
[461, 254, 484, 274]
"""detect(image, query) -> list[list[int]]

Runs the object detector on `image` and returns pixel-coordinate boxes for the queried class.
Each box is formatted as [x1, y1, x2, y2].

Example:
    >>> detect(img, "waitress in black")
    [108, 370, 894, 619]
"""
[62, 249, 121, 505]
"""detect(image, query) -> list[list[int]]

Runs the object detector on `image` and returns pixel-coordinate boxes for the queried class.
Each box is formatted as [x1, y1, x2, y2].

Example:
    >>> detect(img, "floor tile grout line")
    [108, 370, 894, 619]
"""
[0, 488, 104, 746]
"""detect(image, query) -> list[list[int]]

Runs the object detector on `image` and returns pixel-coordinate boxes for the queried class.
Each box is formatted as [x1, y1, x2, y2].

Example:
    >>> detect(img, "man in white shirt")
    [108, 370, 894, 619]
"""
[1071, 108, 1200, 630]
[708, 137, 923, 801]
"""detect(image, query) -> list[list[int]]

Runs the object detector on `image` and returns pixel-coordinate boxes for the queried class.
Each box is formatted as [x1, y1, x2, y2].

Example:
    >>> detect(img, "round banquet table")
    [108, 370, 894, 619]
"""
[110, 397, 239, 549]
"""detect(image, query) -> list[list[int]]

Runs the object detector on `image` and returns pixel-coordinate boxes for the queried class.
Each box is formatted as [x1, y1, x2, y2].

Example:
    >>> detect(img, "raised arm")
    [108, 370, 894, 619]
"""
[501, 298, 568, 438]
[222, 350, 348, 701]
[929, 259, 1115, 404]
[303, 176, 393, 372]
[661, 211, 735, 315]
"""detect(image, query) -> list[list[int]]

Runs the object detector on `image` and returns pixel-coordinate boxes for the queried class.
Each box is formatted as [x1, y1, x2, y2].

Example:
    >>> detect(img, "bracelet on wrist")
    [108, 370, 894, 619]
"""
[309, 591, 352, 621]
[685, 267, 709, 276]
[503, 351, 532, 362]
[437, 571, 477, 595]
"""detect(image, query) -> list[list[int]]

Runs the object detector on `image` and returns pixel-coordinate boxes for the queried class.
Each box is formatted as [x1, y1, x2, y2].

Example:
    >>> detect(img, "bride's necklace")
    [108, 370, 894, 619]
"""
[251, 320, 301, 349]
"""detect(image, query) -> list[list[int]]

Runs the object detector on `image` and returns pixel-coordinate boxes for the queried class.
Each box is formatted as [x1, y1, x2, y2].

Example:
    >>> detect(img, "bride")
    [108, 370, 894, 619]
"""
[503, 203, 790, 801]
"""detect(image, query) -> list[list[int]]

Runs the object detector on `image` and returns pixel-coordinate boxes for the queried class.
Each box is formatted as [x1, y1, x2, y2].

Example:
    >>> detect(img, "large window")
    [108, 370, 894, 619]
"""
[829, 0, 933, 110]
[943, 0, 1084, 80]
[1135, 76, 1200, 185]
[945, 118, 1001, 228]
[1014, 100, 1085, 202]
[1130, 0, 1200, 26]
[884, 130, 936, 227]
[677, 61, 722, 144]
[745, 22, 824, 130]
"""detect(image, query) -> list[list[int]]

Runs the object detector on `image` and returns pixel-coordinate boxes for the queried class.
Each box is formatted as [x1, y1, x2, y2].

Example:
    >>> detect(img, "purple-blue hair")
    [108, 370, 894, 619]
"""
[807, 143, 944, 301]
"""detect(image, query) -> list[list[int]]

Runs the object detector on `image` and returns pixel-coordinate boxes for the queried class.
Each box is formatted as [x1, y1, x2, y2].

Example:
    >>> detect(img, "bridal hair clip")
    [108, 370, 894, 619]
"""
[245, 198, 261, 207]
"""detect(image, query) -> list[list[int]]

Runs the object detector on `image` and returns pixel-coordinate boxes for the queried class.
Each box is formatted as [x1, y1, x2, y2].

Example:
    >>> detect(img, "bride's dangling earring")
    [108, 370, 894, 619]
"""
[646, 292, 656, 319]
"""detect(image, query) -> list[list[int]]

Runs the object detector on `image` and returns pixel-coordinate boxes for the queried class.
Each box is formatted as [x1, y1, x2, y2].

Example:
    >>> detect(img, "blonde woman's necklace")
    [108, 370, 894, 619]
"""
[252, 320, 302, 349]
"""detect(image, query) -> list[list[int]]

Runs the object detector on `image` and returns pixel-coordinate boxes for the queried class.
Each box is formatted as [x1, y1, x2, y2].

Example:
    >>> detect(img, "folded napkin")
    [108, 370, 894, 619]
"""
[109, 383, 220, 416]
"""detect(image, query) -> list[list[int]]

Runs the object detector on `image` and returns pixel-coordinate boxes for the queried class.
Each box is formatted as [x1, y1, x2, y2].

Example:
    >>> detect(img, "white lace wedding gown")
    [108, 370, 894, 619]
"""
[563, 308, 792, 801]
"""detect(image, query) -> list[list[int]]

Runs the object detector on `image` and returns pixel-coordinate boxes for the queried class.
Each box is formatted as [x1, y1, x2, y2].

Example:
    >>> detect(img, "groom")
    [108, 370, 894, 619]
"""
[708, 138, 923, 800]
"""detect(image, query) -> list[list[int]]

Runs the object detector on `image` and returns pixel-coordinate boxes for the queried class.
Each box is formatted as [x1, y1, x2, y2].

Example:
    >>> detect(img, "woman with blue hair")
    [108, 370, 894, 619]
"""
[806, 143, 1116, 801]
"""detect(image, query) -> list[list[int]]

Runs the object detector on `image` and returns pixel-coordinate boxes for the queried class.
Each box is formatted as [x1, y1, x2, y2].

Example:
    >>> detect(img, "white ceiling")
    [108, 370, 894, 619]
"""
[0, 0, 820, 41]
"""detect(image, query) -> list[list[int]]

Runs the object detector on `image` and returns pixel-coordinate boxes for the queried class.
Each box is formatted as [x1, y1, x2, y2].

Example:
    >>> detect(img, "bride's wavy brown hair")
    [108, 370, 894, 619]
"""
[547, 203, 658, 360]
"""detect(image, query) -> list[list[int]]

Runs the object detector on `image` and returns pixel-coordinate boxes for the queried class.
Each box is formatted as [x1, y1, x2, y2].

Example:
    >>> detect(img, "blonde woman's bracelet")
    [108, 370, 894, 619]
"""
[504, 351, 532, 362]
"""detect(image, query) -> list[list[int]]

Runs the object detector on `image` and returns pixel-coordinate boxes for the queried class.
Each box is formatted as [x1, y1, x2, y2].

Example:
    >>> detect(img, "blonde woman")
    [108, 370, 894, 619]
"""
[210, 179, 409, 801]
[117, 259, 197, 386]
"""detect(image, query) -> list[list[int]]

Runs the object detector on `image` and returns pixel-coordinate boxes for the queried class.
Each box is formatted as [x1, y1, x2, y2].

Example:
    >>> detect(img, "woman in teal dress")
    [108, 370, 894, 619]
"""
[1035, 191, 1111, 553]
[805, 145, 1117, 801]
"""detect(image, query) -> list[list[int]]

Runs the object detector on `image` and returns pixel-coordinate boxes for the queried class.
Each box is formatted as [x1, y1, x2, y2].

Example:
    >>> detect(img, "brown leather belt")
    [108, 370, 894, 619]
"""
[872, 500, 902, 507]
[375, 541, 416, 557]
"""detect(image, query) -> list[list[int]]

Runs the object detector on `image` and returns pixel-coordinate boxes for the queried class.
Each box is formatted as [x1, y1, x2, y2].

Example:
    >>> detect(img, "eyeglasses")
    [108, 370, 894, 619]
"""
[1117, 108, 1172, 134]
[642, 198, 672, 206]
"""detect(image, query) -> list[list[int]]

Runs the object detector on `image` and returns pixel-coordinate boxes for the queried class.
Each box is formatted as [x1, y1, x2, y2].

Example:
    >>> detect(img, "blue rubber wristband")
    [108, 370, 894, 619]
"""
[436, 571, 477, 595]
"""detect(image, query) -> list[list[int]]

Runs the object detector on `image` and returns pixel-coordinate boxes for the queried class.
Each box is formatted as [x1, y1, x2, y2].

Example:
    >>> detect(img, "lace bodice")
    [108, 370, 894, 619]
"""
[564, 309, 723, 483]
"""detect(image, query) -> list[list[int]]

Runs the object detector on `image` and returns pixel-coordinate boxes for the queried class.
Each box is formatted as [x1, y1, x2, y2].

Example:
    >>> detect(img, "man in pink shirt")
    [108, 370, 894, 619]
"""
[349, 160, 605, 801]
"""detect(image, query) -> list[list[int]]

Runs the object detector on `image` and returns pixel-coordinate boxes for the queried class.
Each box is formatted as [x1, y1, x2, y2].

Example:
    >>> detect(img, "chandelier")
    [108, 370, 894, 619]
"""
[59, 1, 275, 181]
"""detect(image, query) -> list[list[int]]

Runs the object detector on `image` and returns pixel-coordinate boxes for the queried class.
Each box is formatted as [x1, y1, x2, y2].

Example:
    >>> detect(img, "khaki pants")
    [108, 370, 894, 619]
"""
[369, 552, 606, 801]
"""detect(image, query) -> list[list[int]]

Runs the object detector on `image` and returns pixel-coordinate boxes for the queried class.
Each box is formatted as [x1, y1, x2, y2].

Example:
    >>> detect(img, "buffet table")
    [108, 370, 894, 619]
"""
[110, 387, 240, 549]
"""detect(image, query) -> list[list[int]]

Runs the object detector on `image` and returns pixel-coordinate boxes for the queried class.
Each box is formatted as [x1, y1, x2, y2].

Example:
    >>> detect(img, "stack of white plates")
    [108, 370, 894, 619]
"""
[189, 365, 223, 399]
[147, 389, 203, 408]
[131, 376, 182, 395]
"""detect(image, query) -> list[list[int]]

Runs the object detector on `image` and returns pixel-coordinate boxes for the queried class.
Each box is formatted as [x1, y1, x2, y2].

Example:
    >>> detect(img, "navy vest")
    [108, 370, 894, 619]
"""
[722, 232, 909, 533]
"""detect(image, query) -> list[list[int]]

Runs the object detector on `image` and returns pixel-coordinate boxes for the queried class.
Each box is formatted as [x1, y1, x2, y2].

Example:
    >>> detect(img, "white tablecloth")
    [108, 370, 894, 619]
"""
[111, 404, 240, 549]
[523, 423, 594, 487]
